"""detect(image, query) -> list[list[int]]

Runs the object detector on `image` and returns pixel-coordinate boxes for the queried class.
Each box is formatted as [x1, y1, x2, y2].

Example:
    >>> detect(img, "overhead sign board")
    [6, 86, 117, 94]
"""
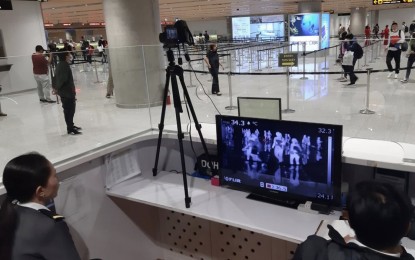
[373, 0, 413, 5]
[278, 53, 298, 67]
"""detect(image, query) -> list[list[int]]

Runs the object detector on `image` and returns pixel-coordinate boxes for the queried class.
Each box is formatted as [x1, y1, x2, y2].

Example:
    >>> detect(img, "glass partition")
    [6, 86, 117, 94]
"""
[1, 38, 415, 181]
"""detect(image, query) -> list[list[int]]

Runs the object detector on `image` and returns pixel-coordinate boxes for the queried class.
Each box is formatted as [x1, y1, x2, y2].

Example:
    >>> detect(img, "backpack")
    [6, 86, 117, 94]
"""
[353, 42, 363, 59]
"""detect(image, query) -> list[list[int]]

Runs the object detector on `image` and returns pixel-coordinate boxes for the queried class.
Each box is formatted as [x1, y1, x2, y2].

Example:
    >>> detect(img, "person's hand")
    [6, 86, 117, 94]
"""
[52, 89, 57, 95]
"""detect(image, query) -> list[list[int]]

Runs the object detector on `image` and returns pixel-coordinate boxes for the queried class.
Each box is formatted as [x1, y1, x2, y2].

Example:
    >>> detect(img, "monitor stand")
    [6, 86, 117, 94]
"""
[246, 193, 299, 209]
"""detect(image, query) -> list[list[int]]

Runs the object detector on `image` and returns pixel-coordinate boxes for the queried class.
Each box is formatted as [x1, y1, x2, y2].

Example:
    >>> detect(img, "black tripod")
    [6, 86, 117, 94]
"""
[152, 48, 212, 208]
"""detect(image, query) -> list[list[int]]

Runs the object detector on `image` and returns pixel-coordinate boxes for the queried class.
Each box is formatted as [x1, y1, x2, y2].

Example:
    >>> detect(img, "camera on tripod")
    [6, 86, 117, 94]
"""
[159, 20, 195, 49]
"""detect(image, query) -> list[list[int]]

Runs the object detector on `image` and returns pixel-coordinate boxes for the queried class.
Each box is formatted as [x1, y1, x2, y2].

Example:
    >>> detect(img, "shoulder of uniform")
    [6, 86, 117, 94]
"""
[38, 209, 65, 222]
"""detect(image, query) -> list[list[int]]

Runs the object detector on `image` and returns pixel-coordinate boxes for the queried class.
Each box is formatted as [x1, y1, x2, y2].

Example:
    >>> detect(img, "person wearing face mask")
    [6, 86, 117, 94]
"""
[204, 44, 224, 96]
[0, 153, 82, 260]
[386, 22, 405, 79]
[54, 50, 82, 135]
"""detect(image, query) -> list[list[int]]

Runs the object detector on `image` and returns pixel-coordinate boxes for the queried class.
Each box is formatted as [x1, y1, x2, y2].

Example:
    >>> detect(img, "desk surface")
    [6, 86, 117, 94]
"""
[107, 170, 339, 244]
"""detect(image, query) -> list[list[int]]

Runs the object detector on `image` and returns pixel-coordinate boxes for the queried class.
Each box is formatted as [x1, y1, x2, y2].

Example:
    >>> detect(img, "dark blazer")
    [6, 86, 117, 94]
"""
[12, 206, 81, 260]
[55, 61, 76, 98]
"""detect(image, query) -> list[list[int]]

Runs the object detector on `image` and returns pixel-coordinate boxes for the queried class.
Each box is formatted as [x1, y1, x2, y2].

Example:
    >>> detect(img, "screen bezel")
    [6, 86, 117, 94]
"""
[237, 97, 282, 120]
[216, 114, 343, 207]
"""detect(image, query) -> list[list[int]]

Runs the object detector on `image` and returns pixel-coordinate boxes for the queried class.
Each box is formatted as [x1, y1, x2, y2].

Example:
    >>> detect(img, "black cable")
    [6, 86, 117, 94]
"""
[188, 62, 222, 115]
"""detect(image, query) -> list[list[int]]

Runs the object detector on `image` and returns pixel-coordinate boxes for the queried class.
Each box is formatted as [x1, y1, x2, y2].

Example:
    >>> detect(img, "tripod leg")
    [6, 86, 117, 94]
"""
[177, 69, 215, 175]
[170, 73, 192, 208]
[152, 70, 171, 177]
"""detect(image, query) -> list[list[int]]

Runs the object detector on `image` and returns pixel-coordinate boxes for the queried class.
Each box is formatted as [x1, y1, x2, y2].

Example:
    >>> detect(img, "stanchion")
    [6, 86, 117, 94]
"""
[322, 48, 329, 70]
[335, 45, 338, 61]
[266, 50, 272, 68]
[93, 60, 102, 83]
[375, 40, 381, 60]
[297, 42, 300, 52]
[187, 62, 196, 88]
[314, 51, 317, 73]
[300, 42, 308, 80]
[225, 72, 237, 110]
[362, 48, 369, 67]
[370, 43, 375, 63]
[249, 47, 254, 63]
[282, 67, 295, 113]
[360, 68, 375, 115]
[255, 49, 262, 71]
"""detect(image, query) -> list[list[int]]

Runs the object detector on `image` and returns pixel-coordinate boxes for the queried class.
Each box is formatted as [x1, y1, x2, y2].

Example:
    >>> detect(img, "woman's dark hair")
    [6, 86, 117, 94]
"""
[209, 43, 216, 51]
[340, 31, 348, 40]
[0, 152, 51, 260]
[347, 181, 413, 250]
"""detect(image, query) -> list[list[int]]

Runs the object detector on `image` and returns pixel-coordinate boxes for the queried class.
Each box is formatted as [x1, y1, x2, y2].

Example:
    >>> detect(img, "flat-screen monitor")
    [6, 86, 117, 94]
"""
[232, 15, 285, 40]
[238, 97, 282, 120]
[216, 115, 343, 208]
[0, 0, 12, 10]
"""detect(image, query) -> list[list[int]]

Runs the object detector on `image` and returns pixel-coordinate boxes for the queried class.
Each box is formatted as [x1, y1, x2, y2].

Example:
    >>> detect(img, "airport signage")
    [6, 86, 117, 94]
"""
[373, 0, 413, 5]
[278, 53, 298, 67]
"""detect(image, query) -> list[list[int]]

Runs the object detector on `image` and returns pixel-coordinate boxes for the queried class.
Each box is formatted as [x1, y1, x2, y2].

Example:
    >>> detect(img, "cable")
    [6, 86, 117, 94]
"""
[188, 62, 222, 115]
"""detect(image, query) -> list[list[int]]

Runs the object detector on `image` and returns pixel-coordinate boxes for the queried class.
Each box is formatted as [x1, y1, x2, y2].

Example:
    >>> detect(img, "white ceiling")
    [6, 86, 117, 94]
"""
[41, 0, 415, 24]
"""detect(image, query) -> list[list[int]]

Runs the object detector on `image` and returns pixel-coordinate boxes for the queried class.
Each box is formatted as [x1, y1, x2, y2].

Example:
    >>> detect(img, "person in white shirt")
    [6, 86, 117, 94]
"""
[386, 22, 406, 79]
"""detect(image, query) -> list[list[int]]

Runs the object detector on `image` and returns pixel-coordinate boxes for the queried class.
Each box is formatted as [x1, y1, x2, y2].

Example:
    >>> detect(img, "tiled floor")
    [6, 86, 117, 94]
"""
[1, 41, 415, 182]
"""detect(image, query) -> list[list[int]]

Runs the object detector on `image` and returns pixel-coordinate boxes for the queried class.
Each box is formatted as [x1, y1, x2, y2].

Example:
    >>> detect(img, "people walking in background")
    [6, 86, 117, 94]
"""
[337, 31, 349, 82]
[80, 36, 89, 61]
[32, 45, 56, 103]
[410, 20, 415, 35]
[86, 43, 94, 65]
[0, 152, 82, 260]
[403, 22, 409, 38]
[204, 44, 224, 96]
[401, 32, 415, 83]
[343, 34, 359, 85]
[364, 25, 371, 46]
[0, 85, 7, 116]
[383, 25, 390, 47]
[55, 50, 82, 135]
[386, 22, 405, 79]
[373, 23, 380, 39]
[204, 30, 210, 43]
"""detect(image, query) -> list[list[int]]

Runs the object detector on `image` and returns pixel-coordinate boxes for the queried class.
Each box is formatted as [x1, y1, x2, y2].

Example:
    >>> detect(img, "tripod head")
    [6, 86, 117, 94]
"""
[166, 48, 175, 66]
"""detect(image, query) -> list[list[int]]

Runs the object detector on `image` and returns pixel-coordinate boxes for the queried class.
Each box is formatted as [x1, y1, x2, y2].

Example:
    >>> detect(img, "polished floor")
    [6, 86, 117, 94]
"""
[1, 41, 415, 182]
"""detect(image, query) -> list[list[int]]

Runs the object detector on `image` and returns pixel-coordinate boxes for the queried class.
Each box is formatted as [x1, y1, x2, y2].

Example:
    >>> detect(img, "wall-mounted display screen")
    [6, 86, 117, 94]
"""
[321, 14, 330, 49]
[289, 13, 320, 52]
[232, 15, 285, 39]
[216, 115, 343, 208]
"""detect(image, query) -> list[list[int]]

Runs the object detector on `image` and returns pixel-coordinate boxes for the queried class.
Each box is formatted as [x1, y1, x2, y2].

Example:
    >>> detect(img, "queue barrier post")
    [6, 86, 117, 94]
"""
[225, 72, 237, 110]
[300, 42, 308, 80]
[282, 66, 295, 113]
[359, 68, 375, 115]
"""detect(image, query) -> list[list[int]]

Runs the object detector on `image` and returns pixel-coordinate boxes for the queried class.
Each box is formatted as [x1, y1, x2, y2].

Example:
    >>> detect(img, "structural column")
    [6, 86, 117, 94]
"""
[103, 0, 164, 108]
[298, 0, 321, 13]
[350, 7, 367, 36]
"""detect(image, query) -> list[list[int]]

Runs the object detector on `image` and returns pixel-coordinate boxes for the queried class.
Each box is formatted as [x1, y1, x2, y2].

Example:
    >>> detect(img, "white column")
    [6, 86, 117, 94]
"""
[103, 0, 164, 108]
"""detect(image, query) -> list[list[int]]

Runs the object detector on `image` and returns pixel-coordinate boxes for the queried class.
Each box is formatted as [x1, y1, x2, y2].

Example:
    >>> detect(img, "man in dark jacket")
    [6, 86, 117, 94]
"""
[54, 50, 82, 135]
[293, 181, 415, 260]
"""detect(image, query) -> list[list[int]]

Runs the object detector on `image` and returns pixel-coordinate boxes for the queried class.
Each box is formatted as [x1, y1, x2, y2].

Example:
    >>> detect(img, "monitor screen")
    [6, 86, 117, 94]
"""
[238, 97, 282, 120]
[216, 115, 343, 207]
[232, 15, 285, 39]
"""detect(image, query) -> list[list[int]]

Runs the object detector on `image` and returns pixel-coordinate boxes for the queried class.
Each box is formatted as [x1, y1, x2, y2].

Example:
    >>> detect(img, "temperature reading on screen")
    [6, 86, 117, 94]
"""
[318, 128, 334, 135]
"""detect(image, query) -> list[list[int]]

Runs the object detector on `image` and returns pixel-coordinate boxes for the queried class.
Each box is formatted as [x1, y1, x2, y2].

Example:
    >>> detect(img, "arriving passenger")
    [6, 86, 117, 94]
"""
[293, 180, 415, 260]
[364, 25, 371, 46]
[54, 50, 82, 135]
[80, 36, 89, 61]
[401, 32, 415, 83]
[204, 30, 210, 43]
[343, 34, 359, 85]
[386, 22, 405, 79]
[403, 22, 409, 38]
[383, 25, 390, 47]
[373, 24, 380, 39]
[410, 20, 415, 35]
[337, 31, 349, 82]
[87, 43, 94, 64]
[204, 44, 224, 96]
[32, 45, 56, 103]
[0, 152, 82, 260]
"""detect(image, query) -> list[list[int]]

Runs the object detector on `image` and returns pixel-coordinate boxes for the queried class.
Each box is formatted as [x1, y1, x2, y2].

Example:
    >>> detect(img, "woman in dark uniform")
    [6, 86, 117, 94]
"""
[0, 152, 81, 260]
[204, 44, 224, 96]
